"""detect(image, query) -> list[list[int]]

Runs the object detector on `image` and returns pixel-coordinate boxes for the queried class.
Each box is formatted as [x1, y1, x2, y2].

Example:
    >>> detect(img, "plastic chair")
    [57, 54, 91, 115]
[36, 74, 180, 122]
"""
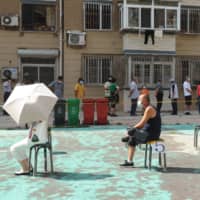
[29, 127, 54, 176]
[144, 138, 167, 171]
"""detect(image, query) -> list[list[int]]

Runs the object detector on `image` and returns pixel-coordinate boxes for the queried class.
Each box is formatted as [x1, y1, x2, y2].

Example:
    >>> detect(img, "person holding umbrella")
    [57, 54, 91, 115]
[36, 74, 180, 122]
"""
[10, 120, 48, 175]
[3, 83, 58, 175]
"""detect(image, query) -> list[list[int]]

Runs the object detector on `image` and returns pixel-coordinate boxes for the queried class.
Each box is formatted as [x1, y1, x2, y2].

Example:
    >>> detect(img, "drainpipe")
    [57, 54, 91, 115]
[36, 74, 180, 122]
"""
[59, 0, 64, 76]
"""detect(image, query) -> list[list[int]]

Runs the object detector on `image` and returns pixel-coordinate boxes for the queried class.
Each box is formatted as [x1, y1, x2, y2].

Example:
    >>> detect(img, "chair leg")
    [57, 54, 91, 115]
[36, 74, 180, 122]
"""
[194, 127, 200, 148]
[33, 147, 39, 176]
[158, 152, 162, 166]
[29, 147, 32, 172]
[144, 144, 148, 168]
[148, 145, 152, 169]
[163, 153, 167, 171]
[44, 148, 47, 172]
[194, 128, 197, 147]
[49, 147, 54, 173]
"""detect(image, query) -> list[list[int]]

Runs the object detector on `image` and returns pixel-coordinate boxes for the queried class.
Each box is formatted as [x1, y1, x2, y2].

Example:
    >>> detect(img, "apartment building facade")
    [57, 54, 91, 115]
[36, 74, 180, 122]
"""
[0, 0, 60, 102]
[0, 0, 200, 111]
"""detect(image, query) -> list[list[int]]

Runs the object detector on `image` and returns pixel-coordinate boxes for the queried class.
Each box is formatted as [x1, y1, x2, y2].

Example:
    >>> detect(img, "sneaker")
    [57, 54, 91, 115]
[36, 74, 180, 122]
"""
[121, 136, 129, 143]
[120, 160, 134, 167]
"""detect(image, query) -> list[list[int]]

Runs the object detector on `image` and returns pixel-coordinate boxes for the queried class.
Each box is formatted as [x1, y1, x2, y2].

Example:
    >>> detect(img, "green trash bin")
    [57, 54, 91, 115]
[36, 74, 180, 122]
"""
[67, 98, 80, 126]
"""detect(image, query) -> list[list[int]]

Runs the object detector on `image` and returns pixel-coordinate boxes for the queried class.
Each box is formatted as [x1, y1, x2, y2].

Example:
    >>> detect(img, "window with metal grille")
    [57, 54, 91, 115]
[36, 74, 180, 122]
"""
[176, 57, 200, 85]
[181, 7, 200, 33]
[84, 1, 112, 30]
[82, 55, 112, 84]
[130, 55, 174, 88]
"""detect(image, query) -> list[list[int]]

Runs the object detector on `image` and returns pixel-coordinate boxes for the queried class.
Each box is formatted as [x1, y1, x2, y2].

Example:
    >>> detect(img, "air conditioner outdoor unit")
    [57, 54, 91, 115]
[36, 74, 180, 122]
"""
[67, 31, 86, 46]
[1, 67, 18, 80]
[1, 16, 19, 26]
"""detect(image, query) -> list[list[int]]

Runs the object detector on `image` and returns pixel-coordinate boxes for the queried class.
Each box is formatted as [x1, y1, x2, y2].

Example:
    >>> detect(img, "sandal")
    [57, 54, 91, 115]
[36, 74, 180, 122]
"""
[15, 170, 30, 176]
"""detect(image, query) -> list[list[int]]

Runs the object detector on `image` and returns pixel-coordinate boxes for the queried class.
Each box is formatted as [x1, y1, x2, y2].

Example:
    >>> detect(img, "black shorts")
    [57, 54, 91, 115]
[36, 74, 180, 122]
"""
[185, 95, 192, 106]
[127, 129, 149, 147]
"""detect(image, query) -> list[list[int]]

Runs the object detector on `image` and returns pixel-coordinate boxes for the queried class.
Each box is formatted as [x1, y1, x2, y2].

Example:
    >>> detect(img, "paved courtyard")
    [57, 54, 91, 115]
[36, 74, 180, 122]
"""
[0, 121, 200, 200]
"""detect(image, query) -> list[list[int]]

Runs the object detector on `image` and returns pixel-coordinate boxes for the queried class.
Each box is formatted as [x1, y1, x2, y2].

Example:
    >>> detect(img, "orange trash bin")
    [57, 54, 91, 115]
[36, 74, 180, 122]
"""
[82, 99, 95, 125]
[95, 98, 109, 125]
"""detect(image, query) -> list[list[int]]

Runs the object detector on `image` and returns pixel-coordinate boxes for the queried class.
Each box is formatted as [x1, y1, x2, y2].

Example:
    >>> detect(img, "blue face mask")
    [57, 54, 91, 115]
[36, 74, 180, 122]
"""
[80, 80, 84, 85]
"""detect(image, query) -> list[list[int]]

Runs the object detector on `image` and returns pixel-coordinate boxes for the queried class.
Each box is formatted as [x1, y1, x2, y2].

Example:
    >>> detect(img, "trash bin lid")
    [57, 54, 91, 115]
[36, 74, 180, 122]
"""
[83, 98, 95, 103]
[95, 98, 108, 103]
[67, 98, 80, 103]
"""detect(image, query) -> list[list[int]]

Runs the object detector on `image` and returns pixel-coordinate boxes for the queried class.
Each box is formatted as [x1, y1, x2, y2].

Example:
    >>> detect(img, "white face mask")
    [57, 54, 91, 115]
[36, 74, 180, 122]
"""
[80, 80, 84, 85]
[137, 100, 142, 108]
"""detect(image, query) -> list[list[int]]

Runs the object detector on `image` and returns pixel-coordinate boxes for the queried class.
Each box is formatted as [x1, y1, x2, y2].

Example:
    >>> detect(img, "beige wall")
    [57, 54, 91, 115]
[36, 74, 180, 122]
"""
[63, 0, 123, 99]
[123, 33, 176, 52]
[0, 31, 59, 102]
[0, 0, 60, 104]
[0, 0, 19, 15]
[176, 34, 200, 56]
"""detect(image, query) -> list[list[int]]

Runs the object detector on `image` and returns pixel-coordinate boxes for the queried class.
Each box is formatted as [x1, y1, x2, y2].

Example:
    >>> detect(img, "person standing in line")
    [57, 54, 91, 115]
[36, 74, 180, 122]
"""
[104, 76, 112, 98]
[48, 76, 64, 99]
[48, 76, 64, 126]
[2, 77, 12, 115]
[140, 85, 149, 96]
[104, 75, 113, 115]
[129, 77, 139, 116]
[169, 78, 179, 115]
[196, 81, 200, 114]
[155, 80, 164, 113]
[74, 77, 86, 100]
[108, 77, 120, 116]
[183, 76, 192, 115]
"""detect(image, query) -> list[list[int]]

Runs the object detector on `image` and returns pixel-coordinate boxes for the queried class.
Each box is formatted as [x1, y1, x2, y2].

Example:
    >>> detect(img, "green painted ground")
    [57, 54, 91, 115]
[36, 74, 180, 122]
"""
[0, 125, 198, 200]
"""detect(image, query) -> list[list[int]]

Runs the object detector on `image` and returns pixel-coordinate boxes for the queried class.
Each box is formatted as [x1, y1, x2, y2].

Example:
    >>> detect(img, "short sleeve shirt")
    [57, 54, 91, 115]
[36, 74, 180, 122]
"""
[49, 81, 64, 98]
[183, 81, 191, 97]
[74, 83, 85, 99]
[129, 81, 139, 99]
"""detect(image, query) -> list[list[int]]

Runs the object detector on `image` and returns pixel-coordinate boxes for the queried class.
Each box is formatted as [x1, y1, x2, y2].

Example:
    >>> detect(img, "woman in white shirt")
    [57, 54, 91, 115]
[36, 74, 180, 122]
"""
[10, 121, 48, 175]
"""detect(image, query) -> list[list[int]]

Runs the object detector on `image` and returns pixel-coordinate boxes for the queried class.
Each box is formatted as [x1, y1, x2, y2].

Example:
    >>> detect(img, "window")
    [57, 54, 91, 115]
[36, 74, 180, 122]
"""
[84, 1, 112, 30]
[21, 57, 55, 84]
[130, 56, 174, 87]
[155, 9, 165, 28]
[181, 7, 200, 33]
[166, 9, 177, 29]
[123, 4, 179, 31]
[154, 64, 162, 83]
[128, 8, 139, 27]
[177, 58, 200, 85]
[141, 8, 151, 28]
[83, 55, 112, 84]
[21, 0, 56, 32]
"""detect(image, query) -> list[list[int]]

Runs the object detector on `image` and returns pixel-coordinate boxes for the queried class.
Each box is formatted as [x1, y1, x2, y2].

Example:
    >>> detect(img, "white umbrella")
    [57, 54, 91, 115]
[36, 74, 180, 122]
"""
[3, 83, 58, 125]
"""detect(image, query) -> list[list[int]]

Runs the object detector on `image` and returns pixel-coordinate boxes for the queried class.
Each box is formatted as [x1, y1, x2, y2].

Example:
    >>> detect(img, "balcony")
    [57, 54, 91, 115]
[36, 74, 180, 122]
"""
[119, 0, 181, 32]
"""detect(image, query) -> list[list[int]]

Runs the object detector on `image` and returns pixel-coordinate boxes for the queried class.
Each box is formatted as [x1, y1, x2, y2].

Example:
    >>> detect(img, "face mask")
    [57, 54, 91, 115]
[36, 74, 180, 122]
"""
[80, 80, 84, 85]
[137, 100, 142, 108]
